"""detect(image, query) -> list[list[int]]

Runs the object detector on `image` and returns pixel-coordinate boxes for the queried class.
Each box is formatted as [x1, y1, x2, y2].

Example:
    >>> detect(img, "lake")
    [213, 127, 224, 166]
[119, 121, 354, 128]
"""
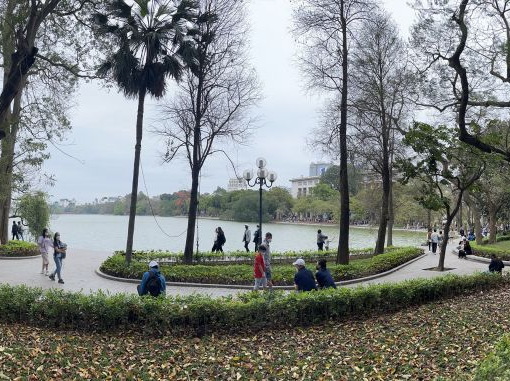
[40, 214, 425, 253]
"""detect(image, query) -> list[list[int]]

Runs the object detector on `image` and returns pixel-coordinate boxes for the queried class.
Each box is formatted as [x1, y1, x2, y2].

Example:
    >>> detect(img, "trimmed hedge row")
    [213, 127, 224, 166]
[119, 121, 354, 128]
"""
[481, 235, 510, 245]
[116, 247, 390, 265]
[0, 241, 39, 257]
[101, 247, 423, 285]
[472, 244, 510, 261]
[473, 334, 510, 380]
[0, 273, 507, 335]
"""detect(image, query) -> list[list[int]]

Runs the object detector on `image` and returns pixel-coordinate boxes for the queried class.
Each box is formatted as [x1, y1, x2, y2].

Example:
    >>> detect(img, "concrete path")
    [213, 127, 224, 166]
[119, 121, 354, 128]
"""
[0, 243, 490, 297]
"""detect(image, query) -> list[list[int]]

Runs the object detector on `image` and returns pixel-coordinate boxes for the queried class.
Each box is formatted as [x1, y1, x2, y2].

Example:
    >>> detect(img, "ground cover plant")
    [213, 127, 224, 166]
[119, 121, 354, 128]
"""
[1, 281, 510, 380]
[101, 247, 422, 285]
[472, 240, 510, 261]
[0, 241, 38, 257]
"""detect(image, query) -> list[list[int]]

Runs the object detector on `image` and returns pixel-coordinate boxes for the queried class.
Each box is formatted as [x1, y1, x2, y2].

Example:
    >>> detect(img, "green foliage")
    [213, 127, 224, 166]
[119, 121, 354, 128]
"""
[0, 272, 505, 335]
[17, 192, 50, 239]
[473, 335, 510, 381]
[101, 247, 423, 285]
[0, 241, 38, 257]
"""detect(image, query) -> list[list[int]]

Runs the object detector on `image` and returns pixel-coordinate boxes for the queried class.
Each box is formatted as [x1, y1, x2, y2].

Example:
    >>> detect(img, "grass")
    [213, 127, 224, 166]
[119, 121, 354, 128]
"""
[1, 286, 509, 380]
[480, 240, 510, 251]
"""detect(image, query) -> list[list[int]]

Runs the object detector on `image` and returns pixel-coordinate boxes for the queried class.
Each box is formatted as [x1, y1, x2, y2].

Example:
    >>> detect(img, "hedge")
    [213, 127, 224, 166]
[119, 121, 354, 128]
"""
[481, 234, 510, 245]
[115, 246, 392, 265]
[473, 334, 510, 380]
[472, 244, 510, 261]
[0, 273, 507, 335]
[0, 241, 39, 257]
[101, 247, 423, 285]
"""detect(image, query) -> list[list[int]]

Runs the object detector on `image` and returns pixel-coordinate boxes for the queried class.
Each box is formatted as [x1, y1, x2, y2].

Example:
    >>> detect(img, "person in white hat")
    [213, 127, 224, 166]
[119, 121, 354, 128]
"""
[292, 258, 316, 292]
[137, 260, 166, 297]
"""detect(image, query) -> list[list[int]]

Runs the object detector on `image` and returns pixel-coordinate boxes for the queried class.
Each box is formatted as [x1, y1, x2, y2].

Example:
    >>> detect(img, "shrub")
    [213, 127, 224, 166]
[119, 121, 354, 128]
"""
[473, 334, 510, 381]
[101, 247, 423, 285]
[0, 241, 39, 257]
[472, 245, 510, 261]
[0, 273, 506, 335]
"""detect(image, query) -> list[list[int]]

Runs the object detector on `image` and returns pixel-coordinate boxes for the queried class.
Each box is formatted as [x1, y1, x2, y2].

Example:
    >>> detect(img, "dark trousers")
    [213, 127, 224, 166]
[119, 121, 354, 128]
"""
[317, 242, 324, 251]
[244, 241, 249, 252]
[11, 232, 18, 240]
[254, 241, 259, 251]
[432, 242, 438, 253]
[212, 243, 224, 253]
[428, 241, 431, 251]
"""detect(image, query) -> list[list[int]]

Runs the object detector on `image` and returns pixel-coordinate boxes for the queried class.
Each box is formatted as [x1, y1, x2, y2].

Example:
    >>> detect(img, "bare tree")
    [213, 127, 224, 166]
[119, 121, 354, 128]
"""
[293, 0, 376, 265]
[349, 12, 412, 253]
[154, 0, 260, 264]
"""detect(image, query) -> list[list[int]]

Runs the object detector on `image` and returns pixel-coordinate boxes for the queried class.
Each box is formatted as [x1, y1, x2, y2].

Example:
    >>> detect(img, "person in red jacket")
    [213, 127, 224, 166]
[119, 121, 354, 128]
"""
[253, 245, 267, 291]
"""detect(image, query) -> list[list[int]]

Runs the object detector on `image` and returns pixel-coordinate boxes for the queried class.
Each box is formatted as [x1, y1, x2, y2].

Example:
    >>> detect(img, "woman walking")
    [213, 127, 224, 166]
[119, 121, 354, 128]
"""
[48, 232, 67, 284]
[37, 228, 53, 275]
[212, 227, 226, 253]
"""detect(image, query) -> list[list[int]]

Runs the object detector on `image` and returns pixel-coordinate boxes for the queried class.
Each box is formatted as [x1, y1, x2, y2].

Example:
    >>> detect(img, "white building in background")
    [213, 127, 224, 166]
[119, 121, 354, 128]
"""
[227, 177, 247, 192]
[288, 162, 333, 198]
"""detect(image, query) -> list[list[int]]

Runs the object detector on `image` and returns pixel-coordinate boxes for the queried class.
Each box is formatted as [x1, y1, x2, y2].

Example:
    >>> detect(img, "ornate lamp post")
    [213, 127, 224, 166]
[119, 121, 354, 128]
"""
[243, 157, 277, 246]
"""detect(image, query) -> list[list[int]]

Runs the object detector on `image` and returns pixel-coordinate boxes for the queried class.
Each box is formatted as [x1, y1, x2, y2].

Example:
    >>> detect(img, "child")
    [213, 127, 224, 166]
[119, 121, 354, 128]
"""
[253, 245, 267, 291]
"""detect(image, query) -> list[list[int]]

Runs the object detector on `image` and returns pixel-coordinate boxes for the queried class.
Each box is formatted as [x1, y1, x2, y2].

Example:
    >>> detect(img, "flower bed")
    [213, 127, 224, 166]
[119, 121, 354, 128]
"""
[0, 273, 506, 336]
[0, 241, 39, 257]
[101, 247, 423, 285]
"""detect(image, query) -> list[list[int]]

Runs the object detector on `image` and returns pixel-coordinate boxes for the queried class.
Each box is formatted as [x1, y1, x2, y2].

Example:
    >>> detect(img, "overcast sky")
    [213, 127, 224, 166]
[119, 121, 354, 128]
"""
[42, 0, 416, 203]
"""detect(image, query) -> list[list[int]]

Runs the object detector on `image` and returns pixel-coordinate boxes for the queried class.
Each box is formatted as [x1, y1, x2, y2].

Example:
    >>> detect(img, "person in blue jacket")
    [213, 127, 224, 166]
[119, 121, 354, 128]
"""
[137, 260, 166, 297]
[315, 259, 337, 289]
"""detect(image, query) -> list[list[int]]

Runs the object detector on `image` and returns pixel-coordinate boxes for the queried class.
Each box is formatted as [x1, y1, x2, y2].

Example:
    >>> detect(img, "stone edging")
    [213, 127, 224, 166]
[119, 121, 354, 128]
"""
[451, 249, 510, 266]
[95, 253, 426, 290]
[0, 254, 40, 260]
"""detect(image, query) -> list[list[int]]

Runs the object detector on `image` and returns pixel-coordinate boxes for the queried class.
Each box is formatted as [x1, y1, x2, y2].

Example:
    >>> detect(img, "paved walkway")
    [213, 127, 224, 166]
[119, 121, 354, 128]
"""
[0, 243, 490, 297]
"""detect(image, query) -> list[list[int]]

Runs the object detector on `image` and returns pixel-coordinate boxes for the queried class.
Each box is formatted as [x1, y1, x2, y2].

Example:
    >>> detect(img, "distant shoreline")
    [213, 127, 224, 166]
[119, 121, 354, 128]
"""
[51, 213, 427, 233]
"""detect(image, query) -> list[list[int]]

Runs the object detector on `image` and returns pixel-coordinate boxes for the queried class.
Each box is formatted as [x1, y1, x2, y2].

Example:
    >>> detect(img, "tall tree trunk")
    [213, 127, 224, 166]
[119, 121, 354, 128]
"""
[438, 193, 463, 271]
[336, 0, 349, 265]
[427, 209, 431, 229]
[184, 168, 200, 264]
[0, 85, 23, 244]
[125, 89, 146, 264]
[386, 179, 394, 246]
[488, 204, 497, 244]
[466, 192, 483, 245]
[375, 148, 390, 255]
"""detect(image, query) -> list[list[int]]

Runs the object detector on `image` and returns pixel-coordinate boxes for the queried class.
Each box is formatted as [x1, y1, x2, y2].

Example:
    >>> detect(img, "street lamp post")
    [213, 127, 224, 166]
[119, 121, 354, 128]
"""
[243, 157, 277, 246]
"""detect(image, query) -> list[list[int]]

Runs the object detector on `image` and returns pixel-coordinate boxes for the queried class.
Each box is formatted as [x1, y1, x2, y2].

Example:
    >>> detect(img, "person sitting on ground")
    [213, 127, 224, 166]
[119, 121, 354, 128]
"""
[137, 260, 166, 297]
[467, 231, 475, 241]
[253, 245, 267, 291]
[293, 258, 317, 292]
[315, 259, 337, 289]
[458, 238, 472, 259]
[489, 254, 505, 274]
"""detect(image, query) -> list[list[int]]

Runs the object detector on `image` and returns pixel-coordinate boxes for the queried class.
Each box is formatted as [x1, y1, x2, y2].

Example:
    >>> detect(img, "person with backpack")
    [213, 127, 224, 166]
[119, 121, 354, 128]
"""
[137, 260, 166, 297]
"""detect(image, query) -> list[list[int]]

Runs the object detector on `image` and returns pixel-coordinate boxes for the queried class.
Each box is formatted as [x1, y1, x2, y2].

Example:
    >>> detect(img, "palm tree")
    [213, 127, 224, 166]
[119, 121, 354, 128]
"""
[93, 0, 199, 264]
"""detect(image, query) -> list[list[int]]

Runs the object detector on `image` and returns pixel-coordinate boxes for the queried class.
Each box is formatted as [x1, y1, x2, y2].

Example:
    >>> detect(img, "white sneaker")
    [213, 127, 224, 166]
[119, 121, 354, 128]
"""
[45, 271, 49, 275]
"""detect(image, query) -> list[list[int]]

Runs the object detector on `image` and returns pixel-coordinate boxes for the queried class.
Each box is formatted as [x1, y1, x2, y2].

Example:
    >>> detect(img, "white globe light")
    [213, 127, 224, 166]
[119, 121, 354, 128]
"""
[257, 168, 268, 179]
[256, 157, 267, 169]
[243, 169, 253, 181]
[268, 172, 277, 182]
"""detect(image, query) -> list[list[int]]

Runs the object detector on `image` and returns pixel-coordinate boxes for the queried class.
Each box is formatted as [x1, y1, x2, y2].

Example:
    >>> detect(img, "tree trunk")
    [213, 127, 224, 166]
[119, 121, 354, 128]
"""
[489, 204, 497, 244]
[427, 209, 431, 229]
[184, 168, 200, 264]
[438, 193, 464, 271]
[375, 148, 390, 255]
[466, 192, 483, 245]
[125, 89, 146, 264]
[336, 0, 349, 265]
[386, 179, 394, 246]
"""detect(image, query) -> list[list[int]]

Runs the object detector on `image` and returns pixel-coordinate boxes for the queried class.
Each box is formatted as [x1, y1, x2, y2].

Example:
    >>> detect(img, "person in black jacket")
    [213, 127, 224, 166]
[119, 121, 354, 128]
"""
[315, 259, 336, 289]
[212, 227, 226, 253]
[489, 254, 505, 273]
[253, 225, 261, 251]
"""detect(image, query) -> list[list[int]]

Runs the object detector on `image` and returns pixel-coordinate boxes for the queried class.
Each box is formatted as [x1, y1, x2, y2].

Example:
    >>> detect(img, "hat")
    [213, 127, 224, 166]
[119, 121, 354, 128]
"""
[293, 258, 305, 267]
[149, 260, 159, 268]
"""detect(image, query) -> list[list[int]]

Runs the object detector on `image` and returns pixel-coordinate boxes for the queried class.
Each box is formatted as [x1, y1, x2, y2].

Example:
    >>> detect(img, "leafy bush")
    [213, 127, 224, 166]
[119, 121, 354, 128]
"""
[0, 273, 506, 335]
[481, 234, 510, 245]
[473, 334, 510, 380]
[472, 245, 510, 261]
[0, 241, 39, 257]
[101, 247, 423, 285]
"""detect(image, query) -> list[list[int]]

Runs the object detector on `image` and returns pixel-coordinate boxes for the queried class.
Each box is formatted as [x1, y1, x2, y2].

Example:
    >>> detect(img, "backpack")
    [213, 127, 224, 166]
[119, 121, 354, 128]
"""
[147, 270, 162, 297]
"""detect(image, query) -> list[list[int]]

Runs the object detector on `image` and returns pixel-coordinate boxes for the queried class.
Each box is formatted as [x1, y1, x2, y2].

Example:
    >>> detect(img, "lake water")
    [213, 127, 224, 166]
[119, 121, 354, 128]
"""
[41, 214, 424, 253]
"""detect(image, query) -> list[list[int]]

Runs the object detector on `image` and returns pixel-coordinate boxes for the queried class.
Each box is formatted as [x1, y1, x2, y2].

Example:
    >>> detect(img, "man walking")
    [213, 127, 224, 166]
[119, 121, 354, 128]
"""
[317, 229, 328, 251]
[242, 225, 251, 252]
[263, 232, 273, 289]
[253, 225, 261, 251]
[17, 221, 24, 241]
[430, 228, 439, 254]
[11, 221, 18, 240]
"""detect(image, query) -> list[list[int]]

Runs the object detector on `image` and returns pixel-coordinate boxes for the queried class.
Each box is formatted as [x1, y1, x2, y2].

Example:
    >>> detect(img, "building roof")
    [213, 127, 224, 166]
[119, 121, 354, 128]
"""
[289, 176, 321, 182]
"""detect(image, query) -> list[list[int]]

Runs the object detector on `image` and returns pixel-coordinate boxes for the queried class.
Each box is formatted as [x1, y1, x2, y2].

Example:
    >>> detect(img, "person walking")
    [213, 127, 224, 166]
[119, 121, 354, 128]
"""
[253, 225, 260, 251]
[242, 225, 251, 252]
[212, 227, 226, 253]
[11, 221, 18, 240]
[137, 260, 166, 296]
[426, 228, 432, 252]
[430, 229, 439, 254]
[37, 228, 53, 275]
[263, 232, 273, 289]
[317, 229, 328, 251]
[17, 221, 24, 241]
[253, 245, 267, 291]
[48, 232, 67, 284]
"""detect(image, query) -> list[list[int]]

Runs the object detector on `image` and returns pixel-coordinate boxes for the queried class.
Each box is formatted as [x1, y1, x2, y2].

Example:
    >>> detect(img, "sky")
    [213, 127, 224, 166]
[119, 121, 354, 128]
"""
[42, 0, 416, 203]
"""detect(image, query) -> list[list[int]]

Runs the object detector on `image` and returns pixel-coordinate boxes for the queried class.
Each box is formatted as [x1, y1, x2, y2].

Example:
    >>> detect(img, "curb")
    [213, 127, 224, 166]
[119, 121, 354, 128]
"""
[0, 255, 40, 260]
[95, 252, 426, 290]
[450, 249, 510, 266]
